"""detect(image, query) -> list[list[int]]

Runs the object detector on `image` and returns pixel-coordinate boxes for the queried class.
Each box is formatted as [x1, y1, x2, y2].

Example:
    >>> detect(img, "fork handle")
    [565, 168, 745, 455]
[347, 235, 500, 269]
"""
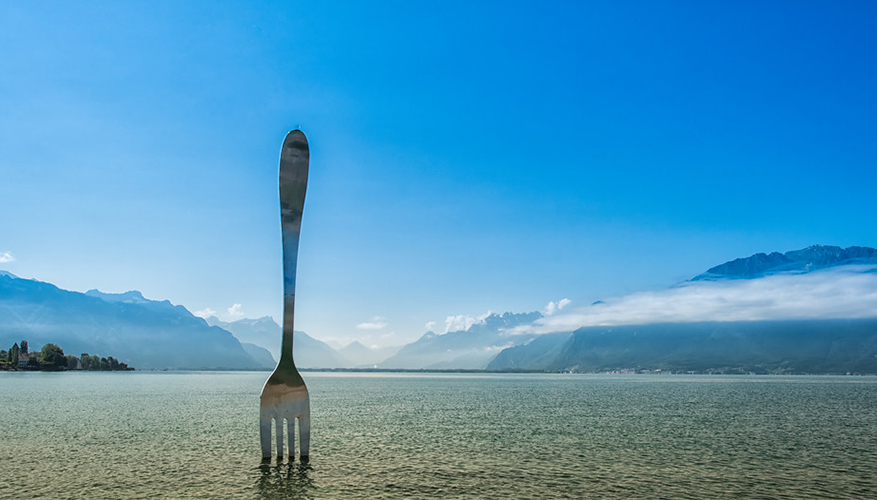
[278, 130, 309, 365]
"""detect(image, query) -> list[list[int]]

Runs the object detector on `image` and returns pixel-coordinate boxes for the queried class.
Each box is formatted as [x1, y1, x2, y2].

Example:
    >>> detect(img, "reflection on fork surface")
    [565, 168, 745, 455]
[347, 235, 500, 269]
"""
[260, 369, 310, 460]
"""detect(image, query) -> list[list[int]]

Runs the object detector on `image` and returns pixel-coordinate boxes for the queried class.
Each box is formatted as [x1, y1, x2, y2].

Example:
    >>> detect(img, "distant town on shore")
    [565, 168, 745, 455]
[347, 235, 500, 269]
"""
[1, 340, 134, 371]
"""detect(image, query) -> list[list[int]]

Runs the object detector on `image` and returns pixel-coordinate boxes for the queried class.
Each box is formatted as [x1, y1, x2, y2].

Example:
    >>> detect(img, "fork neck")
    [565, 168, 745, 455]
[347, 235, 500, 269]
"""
[278, 295, 297, 367]
[279, 218, 300, 367]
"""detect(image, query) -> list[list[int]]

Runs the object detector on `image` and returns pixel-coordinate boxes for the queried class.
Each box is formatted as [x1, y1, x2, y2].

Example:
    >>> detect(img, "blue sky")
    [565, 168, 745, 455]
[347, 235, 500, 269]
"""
[2, 1, 876, 348]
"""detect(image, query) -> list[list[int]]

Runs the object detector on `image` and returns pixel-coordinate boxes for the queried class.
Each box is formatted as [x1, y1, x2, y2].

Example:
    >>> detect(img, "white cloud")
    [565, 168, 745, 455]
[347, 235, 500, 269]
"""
[0, 251, 14, 263]
[544, 298, 572, 316]
[443, 312, 488, 333]
[424, 321, 437, 331]
[357, 316, 388, 330]
[520, 265, 877, 334]
[227, 303, 244, 320]
[192, 307, 217, 319]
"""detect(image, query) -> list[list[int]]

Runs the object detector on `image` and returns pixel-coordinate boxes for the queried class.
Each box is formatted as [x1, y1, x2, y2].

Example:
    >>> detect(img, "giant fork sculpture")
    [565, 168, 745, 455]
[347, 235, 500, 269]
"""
[260, 130, 311, 461]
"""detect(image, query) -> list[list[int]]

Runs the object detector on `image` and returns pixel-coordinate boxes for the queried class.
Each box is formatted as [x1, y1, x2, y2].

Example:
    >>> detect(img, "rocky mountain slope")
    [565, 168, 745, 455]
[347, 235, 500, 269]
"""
[693, 245, 877, 280]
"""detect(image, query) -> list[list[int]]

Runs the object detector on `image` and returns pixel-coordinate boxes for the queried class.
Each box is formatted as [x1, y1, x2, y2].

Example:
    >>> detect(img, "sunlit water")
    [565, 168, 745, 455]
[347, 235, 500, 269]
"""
[1, 371, 876, 499]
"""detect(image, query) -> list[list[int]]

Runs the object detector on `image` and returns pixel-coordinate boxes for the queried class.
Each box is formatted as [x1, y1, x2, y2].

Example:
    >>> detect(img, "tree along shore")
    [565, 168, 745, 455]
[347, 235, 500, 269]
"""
[1, 340, 134, 371]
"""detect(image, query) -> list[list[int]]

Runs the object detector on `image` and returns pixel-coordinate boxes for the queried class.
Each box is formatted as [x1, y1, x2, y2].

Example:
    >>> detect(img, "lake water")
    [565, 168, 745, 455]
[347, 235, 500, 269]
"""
[1, 371, 875, 499]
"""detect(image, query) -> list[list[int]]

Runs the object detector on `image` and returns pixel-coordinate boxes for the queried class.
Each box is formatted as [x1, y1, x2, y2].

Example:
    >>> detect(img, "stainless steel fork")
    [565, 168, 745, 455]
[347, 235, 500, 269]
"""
[260, 129, 311, 461]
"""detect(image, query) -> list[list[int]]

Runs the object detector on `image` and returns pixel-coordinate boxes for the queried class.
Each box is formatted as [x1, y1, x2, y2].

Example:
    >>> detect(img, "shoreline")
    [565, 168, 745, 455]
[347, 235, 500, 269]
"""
[5, 367, 875, 376]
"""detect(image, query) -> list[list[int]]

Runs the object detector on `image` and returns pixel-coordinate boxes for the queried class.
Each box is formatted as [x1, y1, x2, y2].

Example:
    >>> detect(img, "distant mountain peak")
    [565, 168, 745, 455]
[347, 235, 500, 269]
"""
[204, 315, 279, 329]
[475, 311, 544, 331]
[339, 340, 372, 357]
[85, 289, 149, 304]
[693, 245, 877, 280]
[252, 316, 279, 325]
[0, 270, 18, 279]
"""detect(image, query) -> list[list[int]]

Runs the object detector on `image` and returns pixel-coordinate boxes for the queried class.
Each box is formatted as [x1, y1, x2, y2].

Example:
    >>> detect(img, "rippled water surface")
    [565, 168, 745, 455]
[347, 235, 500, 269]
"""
[1, 371, 876, 499]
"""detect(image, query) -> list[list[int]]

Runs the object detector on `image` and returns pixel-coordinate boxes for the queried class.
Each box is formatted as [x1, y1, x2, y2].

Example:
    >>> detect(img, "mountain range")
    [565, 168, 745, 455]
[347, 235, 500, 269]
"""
[487, 245, 877, 373]
[693, 245, 877, 280]
[339, 341, 401, 367]
[205, 316, 350, 369]
[378, 311, 542, 369]
[2, 244, 876, 372]
[487, 318, 877, 374]
[0, 273, 264, 369]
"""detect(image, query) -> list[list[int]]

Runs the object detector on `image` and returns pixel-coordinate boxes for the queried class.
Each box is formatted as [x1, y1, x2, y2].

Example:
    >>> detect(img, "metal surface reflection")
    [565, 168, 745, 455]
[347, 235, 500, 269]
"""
[260, 130, 311, 461]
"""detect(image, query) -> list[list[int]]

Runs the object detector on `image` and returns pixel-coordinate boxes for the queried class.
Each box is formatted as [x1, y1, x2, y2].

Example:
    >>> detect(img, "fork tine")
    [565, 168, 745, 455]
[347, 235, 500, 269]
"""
[299, 414, 310, 459]
[275, 417, 284, 457]
[260, 416, 272, 459]
[287, 417, 296, 459]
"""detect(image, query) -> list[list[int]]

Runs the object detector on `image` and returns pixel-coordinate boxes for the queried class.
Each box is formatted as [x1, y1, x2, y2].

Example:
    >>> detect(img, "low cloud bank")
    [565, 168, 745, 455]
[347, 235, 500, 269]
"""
[521, 265, 877, 334]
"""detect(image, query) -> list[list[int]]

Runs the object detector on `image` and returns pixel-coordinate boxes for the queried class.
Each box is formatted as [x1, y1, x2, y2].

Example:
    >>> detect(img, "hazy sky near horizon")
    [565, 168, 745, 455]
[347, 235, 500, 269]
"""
[2, 1, 876, 348]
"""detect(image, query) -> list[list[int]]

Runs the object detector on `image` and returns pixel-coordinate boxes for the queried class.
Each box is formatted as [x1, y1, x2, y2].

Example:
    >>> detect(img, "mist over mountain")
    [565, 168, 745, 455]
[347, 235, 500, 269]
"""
[489, 245, 877, 374]
[291, 331, 353, 368]
[206, 316, 283, 359]
[0, 274, 262, 369]
[379, 311, 542, 369]
[240, 342, 277, 369]
[338, 341, 373, 366]
[339, 340, 401, 367]
[528, 246, 877, 335]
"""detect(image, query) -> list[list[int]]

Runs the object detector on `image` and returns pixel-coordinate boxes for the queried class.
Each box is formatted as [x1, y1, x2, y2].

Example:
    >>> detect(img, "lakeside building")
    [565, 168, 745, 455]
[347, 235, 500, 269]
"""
[17, 353, 38, 368]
